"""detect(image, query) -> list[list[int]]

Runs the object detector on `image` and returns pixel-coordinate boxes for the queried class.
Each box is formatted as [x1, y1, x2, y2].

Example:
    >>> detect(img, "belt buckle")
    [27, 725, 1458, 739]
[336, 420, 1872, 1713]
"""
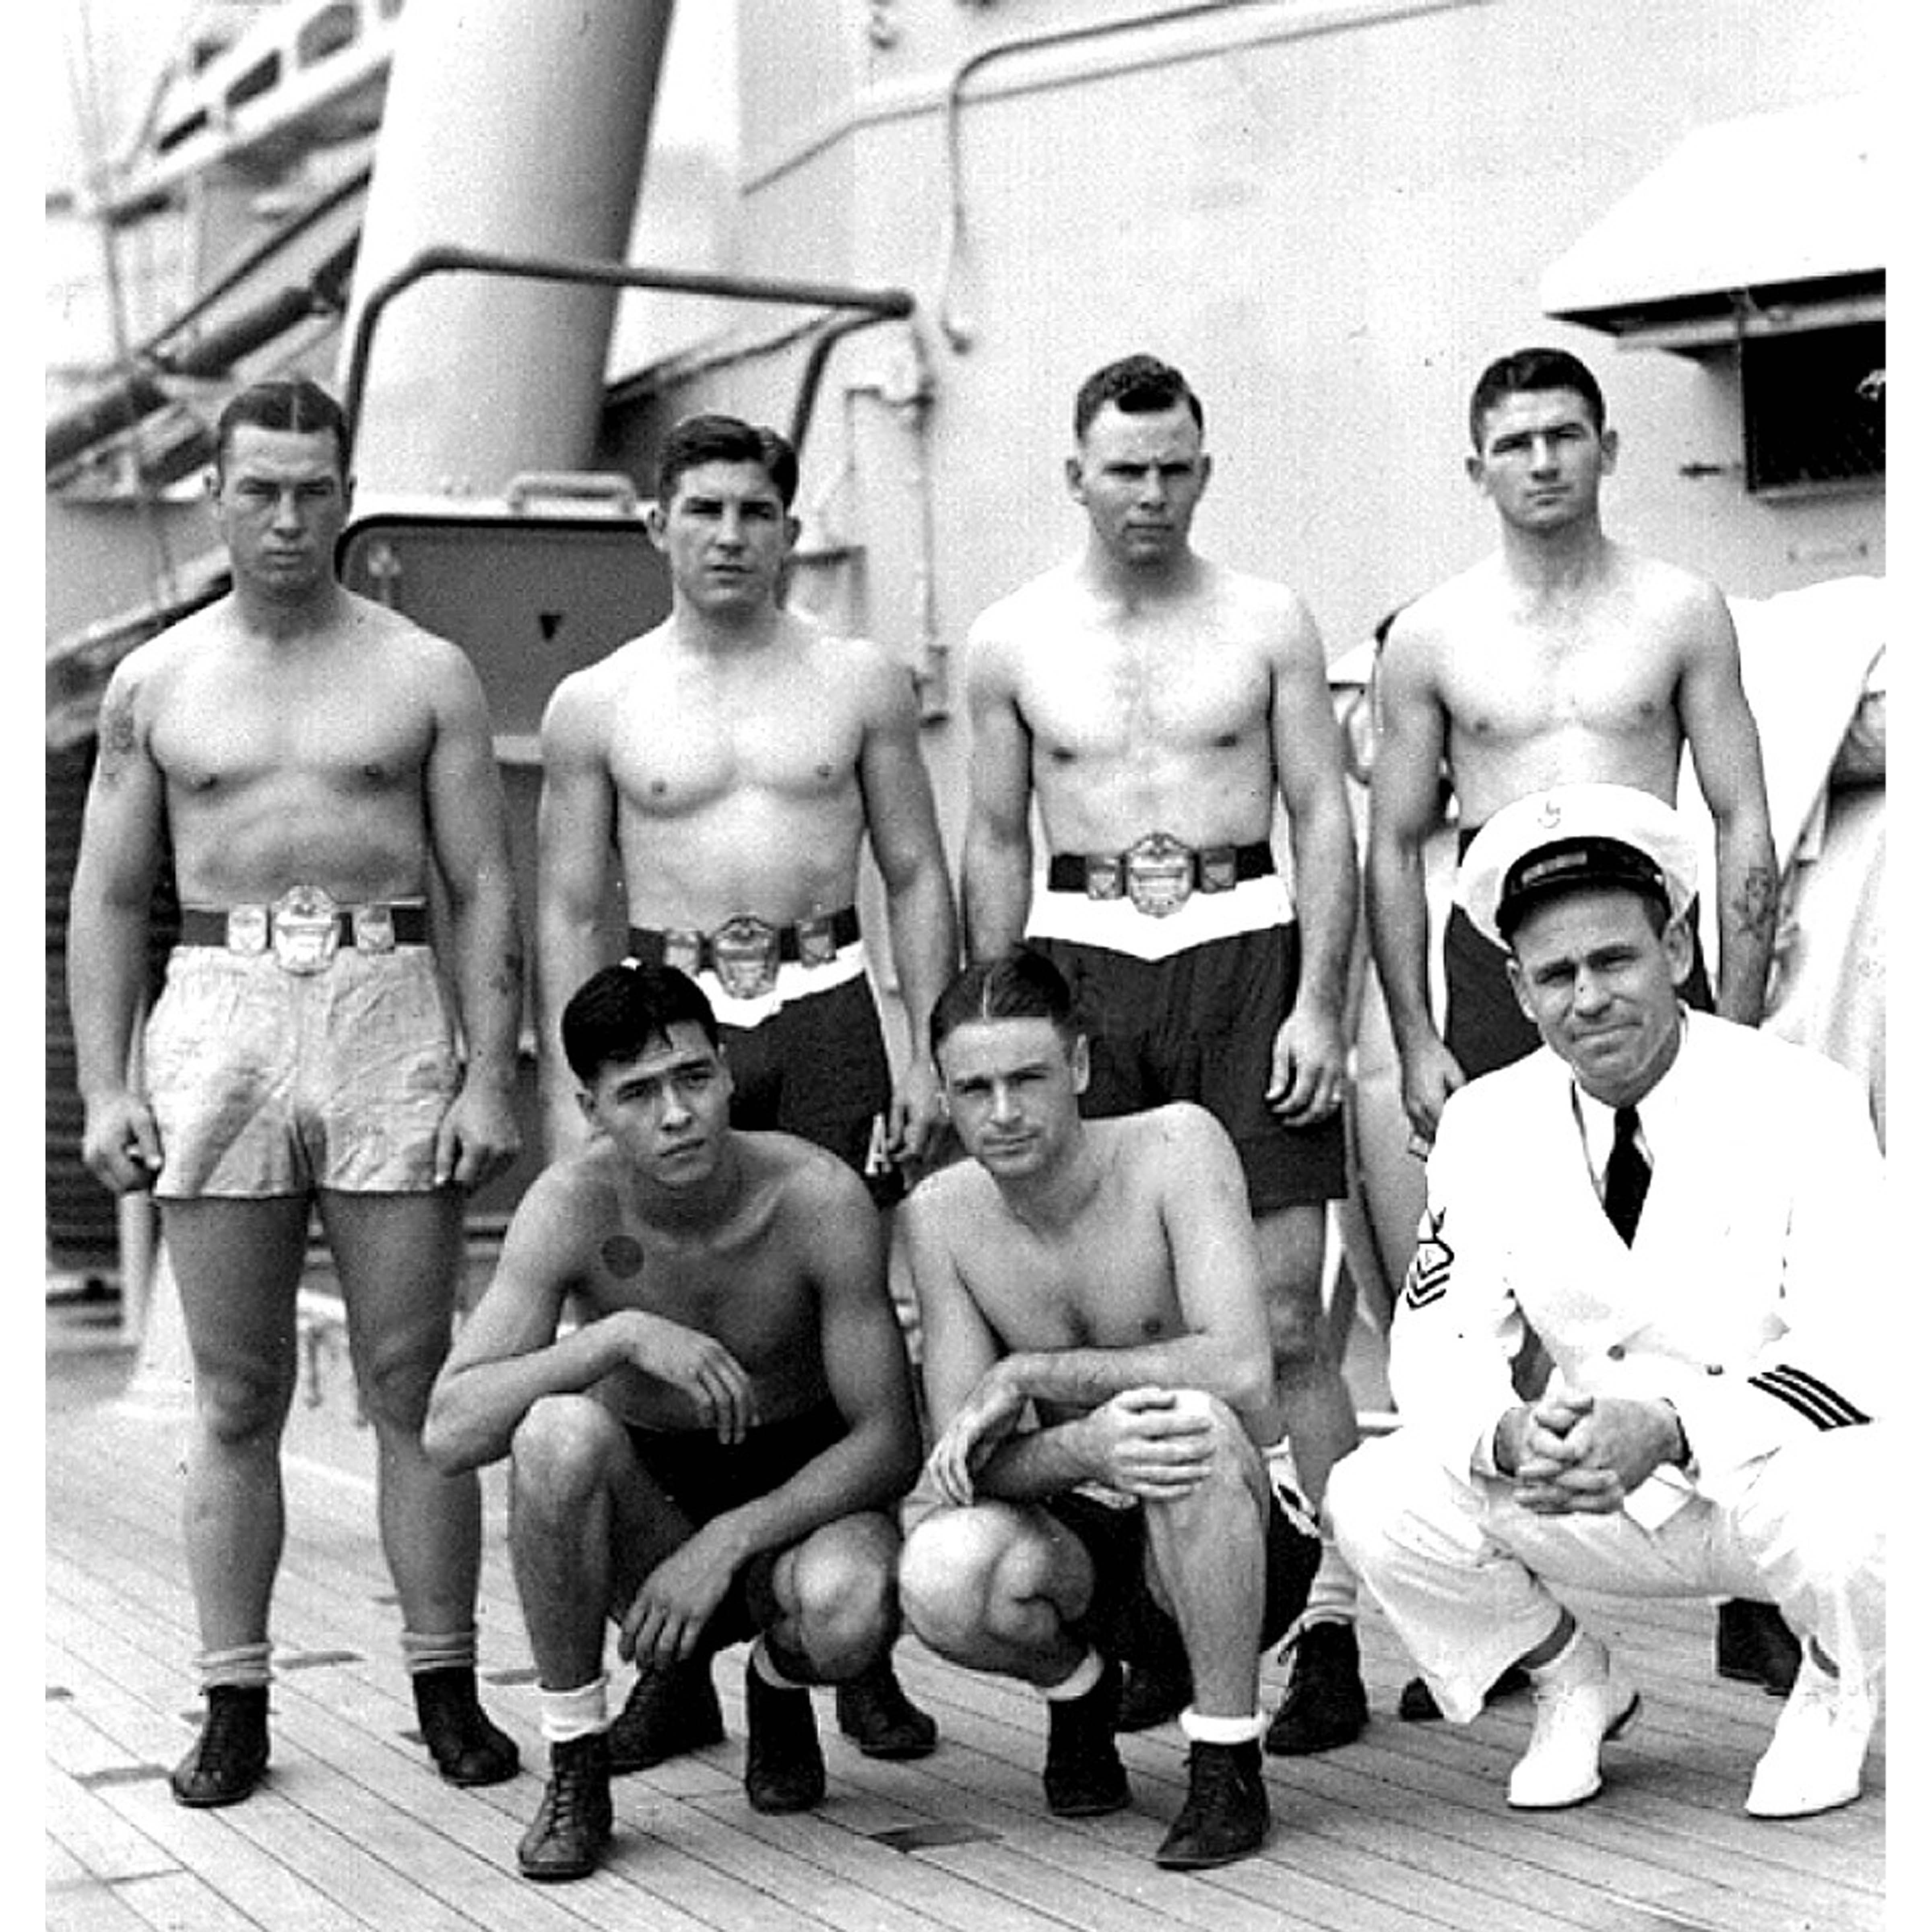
[351, 904, 396, 954]
[1198, 844, 1238, 894]
[710, 914, 781, 999]
[1083, 854, 1125, 900]
[796, 912, 838, 968]
[1123, 832, 1194, 917]
[271, 884, 340, 974]
[662, 931, 704, 978]
[225, 905, 269, 956]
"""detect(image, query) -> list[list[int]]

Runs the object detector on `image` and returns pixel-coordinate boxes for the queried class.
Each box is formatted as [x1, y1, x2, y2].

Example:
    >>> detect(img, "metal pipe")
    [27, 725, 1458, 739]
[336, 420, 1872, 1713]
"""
[936, 0, 1274, 351]
[46, 235, 362, 476]
[787, 310, 902, 455]
[131, 164, 370, 362]
[340, 241, 916, 465]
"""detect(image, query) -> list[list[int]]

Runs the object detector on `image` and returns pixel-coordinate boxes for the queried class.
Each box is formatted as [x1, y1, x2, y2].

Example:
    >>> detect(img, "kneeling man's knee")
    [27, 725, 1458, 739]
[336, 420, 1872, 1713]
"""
[790, 1518, 900, 1671]
[900, 1506, 1020, 1655]
[510, 1393, 621, 1506]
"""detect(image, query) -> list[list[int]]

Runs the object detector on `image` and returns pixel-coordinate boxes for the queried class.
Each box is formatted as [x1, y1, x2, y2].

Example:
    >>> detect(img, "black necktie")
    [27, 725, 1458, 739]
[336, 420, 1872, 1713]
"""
[1602, 1105, 1649, 1246]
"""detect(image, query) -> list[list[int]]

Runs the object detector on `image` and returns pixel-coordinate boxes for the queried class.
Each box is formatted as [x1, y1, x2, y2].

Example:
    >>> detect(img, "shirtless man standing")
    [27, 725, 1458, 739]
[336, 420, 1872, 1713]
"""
[67, 377, 524, 1806]
[537, 412, 956, 1764]
[897, 947, 1320, 1869]
[1368, 346, 1774, 1146]
[962, 355, 1364, 1753]
[1366, 345, 1785, 1704]
[426, 963, 923, 1879]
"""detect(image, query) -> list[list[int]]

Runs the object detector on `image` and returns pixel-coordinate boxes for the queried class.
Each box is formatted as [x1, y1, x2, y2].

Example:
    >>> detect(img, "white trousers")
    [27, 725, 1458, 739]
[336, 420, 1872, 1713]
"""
[1327, 1422, 1885, 1724]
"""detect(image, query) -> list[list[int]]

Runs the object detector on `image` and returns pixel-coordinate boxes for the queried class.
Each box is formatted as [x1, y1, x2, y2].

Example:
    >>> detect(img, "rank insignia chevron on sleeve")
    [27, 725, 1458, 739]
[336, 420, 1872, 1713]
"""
[1402, 1207, 1454, 1310]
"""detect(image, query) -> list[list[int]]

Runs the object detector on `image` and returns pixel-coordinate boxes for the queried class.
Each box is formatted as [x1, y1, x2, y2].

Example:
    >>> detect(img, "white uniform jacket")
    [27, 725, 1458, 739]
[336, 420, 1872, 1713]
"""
[1391, 1013, 1886, 1517]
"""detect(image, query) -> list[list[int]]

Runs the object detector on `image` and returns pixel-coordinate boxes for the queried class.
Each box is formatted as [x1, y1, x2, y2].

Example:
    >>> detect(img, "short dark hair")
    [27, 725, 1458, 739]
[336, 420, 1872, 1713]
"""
[1073, 354, 1204, 443]
[561, 962, 721, 1084]
[1468, 347, 1606, 449]
[214, 377, 351, 482]
[654, 412, 799, 509]
[930, 946, 1080, 1058]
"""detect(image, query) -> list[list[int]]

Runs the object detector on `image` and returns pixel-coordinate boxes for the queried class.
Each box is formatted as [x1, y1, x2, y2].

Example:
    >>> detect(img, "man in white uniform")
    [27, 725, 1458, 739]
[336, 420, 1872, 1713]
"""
[1327, 784, 1884, 1818]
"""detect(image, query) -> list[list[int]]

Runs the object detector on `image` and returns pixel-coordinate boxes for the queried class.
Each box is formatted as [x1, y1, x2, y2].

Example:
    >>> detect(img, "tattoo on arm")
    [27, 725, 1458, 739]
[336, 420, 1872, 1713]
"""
[1732, 864, 1777, 938]
[97, 689, 139, 783]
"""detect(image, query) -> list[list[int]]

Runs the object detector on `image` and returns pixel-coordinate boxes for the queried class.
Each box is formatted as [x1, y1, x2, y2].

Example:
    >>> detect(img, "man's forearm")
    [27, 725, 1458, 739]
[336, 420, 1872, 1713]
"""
[1366, 840, 1439, 1046]
[884, 866, 960, 1057]
[962, 827, 1032, 962]
[1713, 826, 1776, 1026]
[970, 1419, 1098, 1502]
[427, 1317, 630, 1474]
[1288, 804, 1359, 1020]
[536, 908, 605, 1099]
[67, 896, 152, 1101]
[998, 1342, 1258, 1413]
[446, 880, 525, 1082]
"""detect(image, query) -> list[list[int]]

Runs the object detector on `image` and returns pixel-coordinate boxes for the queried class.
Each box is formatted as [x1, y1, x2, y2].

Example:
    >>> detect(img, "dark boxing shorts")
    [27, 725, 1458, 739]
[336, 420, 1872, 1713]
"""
[624, 1401, 848, 1651]
[1045, 1471, 1321, 1666]
[1030, 910, 1347, 1214]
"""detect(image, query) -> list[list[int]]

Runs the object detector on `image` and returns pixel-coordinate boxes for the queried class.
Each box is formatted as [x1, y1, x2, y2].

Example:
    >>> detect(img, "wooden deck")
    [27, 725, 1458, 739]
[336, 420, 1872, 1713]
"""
[47, 1297, 1886, 1932]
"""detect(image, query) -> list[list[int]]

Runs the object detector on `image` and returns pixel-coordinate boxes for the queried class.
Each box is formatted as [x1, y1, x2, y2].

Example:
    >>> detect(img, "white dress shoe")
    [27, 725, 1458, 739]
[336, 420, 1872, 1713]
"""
[1746, 1654, 1873, 1819]
[1507, 1633, 1641, 1809]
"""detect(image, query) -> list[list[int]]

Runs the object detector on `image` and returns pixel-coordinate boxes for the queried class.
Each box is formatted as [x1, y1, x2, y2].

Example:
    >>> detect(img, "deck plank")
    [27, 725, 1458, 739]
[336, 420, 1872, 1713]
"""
[47, 1332, 1886, 1932]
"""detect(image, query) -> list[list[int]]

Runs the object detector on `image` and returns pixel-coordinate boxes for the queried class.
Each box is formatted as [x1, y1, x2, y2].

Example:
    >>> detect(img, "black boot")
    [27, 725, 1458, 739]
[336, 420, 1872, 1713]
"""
[1154, 1739, 1270, 1870]
[1042, 1657, 1131, 1817]
[170, 1684, 271, 1808]
[517, 1733, 613, 1882]
[607, 1655, 726, 1773]
[1398, 1661, 1531, 1722]
[1263, 1620, 1369, 1755]
[834, 1657, 938, 1759]
[1715, 1599, 1802, 1697]
[413, 1666, 520, 1786]
[743, 1659, 826, 1814]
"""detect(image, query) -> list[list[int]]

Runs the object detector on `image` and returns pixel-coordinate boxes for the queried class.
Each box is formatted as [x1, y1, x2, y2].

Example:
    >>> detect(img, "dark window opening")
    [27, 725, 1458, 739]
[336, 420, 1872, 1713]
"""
[299, 4, 360, 67]
[226, 53, 282, 114]
[1742, 322, 1885, 497]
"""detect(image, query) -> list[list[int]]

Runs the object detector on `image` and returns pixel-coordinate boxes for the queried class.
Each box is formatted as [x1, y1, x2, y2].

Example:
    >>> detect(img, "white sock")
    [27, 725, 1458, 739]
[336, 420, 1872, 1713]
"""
[197, 1641, 274, 1693]
[750, 1639, 809, 1692]
[1179, 1707, 1266, 1746]
[401, 1627, 477, 1676]
[537, 1674, 609, 1744]
[1039, 1649, 1104, 1703]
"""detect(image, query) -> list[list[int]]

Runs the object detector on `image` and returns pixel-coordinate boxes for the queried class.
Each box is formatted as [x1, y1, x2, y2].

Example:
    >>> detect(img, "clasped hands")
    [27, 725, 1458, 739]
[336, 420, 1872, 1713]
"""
[1496, 1389, 1685, 1515]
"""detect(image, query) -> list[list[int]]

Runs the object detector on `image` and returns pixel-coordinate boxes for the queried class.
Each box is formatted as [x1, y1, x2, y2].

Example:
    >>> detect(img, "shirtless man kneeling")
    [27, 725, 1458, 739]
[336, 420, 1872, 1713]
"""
[425, 963, 923, 1880]
[897, 948, 1320, 1870]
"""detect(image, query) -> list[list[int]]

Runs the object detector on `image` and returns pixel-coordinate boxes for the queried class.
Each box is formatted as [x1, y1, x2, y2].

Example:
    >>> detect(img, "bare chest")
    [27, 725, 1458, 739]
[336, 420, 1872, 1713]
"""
[152, 665, 431, 801]
[1019, 623, 1271, 766]
[964, 1210, 1181, 1356]
[1441, 620, 1680, 745]
[607, 661, 865, 817]
[584, 1211, 824, 1375]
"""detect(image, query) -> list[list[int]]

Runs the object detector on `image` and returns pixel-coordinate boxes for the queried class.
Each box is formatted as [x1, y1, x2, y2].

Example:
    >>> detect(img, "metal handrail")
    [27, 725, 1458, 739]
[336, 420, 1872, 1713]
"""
[340, 242, 916, 464]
